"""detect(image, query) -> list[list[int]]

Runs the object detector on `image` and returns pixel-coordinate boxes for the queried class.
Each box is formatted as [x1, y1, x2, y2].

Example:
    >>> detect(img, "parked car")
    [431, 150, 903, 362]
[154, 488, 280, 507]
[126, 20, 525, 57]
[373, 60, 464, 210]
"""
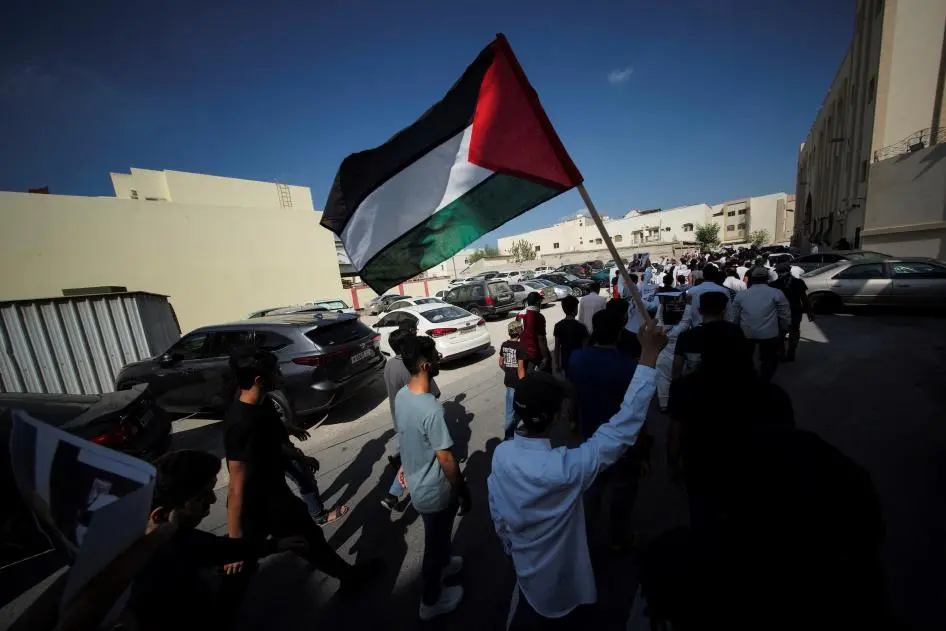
[442, 278, 517, 318]
[367, 294, 411, 315]
[1, 384, 170, 602]
[793, 250, 892, 273]
[509, 282, 552, 307]
[555, 264, 591, 278]
[539, 272, 595, 296]
[767, 252, 795, 267]
[583, 260, 604, 270]
[373, 304, 490, 362]
[529, 278, 569, 301]
[448, 278, 468, 286]
[247, 305, 328, 319]
[309, 299, 356, 314]
[435, 290, 447, 298]
[590, 267, 611, 283]
[384, 296, 445, 311]
[533, 266, 552, 274]
[114, 313, 384, 427]
[802, 257, 946, 312]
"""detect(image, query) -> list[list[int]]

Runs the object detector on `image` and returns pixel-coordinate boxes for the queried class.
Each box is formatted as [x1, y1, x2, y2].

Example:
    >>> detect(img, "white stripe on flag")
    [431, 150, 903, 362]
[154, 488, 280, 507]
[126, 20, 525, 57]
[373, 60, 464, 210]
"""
[341, 125, 492, 270]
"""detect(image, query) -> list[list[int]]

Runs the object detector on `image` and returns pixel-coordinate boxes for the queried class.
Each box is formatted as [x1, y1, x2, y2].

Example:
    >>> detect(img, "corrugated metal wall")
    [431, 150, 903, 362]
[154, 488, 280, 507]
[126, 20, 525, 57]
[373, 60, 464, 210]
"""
[0, 293, 181, 394]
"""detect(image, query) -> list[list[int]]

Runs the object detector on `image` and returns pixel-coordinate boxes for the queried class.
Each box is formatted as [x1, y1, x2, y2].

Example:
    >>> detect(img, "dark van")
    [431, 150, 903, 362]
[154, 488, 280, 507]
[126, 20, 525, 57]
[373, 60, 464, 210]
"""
[443, 279, 516, 318]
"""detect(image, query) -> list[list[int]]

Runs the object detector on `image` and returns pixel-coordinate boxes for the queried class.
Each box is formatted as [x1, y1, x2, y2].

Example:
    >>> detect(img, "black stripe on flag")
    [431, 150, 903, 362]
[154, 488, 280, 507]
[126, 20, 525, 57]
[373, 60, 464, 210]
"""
[321, 43, 496, 235]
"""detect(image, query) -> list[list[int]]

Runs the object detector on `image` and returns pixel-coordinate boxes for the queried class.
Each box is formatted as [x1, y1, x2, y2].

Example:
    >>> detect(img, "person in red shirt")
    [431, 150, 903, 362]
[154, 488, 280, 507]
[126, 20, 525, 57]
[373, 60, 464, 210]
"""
[521, 292, 551, 371]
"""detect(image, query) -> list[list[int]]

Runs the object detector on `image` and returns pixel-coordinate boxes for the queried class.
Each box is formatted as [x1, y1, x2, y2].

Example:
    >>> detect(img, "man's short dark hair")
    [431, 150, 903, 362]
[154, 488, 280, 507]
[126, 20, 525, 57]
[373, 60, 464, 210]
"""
[398, 319, 417, 333]
[589, 281, 601, 293]
[677, 274, 687, 284]
[152, 450, 221, 510]
[526, 291, 542, 307]
[702, 263, 721, 283]
[561, 295, 578, 315]
[663, 274, 674, 287]
[229, 346, 278, 390]
[628, 273, 639, 284]
[699, 291, 728, 316]
[726, 267, 738, 278]
[401, 335, 438, 375]
[592, 308, 624, 345]
[389, 329, 414, 356]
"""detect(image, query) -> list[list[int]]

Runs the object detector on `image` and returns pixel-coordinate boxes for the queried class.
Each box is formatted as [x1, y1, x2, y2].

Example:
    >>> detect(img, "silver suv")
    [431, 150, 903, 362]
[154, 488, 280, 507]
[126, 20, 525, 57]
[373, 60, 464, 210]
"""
[115, 312, 383, 427]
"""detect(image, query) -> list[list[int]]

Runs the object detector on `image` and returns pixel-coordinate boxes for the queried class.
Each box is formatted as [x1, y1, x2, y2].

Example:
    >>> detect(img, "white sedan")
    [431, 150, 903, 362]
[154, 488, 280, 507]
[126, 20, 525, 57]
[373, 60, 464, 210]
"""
[382, 296, 445, 312]
[373, 304, 491, 362]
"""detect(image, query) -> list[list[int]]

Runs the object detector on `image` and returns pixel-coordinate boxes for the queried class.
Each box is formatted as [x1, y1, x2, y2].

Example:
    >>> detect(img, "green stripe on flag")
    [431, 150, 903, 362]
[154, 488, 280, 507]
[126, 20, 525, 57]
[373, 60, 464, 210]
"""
[360, 173, 563, 293]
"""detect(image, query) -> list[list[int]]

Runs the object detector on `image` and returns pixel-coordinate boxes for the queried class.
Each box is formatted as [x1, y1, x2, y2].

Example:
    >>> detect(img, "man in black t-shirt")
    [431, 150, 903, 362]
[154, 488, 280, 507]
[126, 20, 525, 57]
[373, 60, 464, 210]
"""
[672, 291, 751, 379]
[223, 347, 377, 594]
[769, 263, 814, 362]
[553, 295, 589, 374]
[499, 320, 527, 439]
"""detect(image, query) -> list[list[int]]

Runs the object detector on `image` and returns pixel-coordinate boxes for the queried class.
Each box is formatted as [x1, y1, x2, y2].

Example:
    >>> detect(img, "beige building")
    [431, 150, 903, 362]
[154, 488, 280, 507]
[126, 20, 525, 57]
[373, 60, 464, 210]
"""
[795, 0, 946, 258]
[0, 169, 343, 333]
[497, 192, 794, 257]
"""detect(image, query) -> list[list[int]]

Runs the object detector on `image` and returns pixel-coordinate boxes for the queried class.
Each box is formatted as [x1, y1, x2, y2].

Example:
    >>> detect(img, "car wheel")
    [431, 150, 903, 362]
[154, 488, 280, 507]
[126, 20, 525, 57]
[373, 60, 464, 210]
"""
[810, 292, 841, 314]
[268, 389, 297, 428]
[571, 287, 582, 297]
[470, 307, 482, 317]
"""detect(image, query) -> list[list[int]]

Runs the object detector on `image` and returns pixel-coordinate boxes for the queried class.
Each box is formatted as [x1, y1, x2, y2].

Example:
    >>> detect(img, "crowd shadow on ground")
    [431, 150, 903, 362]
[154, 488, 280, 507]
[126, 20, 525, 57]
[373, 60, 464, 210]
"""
[440, 346, 496, 373]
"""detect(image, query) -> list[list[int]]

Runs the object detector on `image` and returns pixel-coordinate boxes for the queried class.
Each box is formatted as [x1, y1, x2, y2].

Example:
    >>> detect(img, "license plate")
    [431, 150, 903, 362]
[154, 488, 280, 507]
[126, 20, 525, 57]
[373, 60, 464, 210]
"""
[459, 326, 475, 334]
[137, 409, 153, 428]
[351, 349, 373, 363]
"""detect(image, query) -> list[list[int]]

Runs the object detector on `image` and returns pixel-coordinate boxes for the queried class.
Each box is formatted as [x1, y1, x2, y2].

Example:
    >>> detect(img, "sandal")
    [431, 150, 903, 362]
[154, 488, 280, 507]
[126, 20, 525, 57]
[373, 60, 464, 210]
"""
[315, 503, 350, 526]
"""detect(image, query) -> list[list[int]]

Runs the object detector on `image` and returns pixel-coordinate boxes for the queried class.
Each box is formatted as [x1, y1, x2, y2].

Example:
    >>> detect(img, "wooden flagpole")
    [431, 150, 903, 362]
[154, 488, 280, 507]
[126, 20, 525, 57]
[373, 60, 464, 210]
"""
[577, 183, 654, 326]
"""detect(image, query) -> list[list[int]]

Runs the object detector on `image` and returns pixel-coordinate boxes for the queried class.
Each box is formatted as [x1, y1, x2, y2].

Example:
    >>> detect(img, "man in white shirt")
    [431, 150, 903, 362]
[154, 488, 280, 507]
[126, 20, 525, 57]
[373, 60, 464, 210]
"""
[732, 267, 792, 382]
[685, 264, 732, 326]
[619, 273, 659, 356]
[722, 267, 747, 293]
[488, 323, 665, 627]
[576, 281, 607, 334]
[673, 261, 690, 287]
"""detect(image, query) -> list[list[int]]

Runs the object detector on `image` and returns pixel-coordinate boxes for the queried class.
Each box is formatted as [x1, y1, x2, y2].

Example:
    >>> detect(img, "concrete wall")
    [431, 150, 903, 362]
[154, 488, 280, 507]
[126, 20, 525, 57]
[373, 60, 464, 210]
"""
[0, 192, 343, 333]
[861, 142, 946, 258]
[110, 168, 314, 210]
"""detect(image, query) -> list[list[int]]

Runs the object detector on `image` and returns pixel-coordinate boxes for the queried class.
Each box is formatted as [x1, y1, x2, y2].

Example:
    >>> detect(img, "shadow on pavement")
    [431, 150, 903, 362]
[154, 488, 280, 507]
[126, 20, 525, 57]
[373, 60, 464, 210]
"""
[443, 394, 474, 462]
[319, 379, 388, 427]
[168, 417, 226, 459]
[321, 428, 395, 509]
[440, 346, 495, 372]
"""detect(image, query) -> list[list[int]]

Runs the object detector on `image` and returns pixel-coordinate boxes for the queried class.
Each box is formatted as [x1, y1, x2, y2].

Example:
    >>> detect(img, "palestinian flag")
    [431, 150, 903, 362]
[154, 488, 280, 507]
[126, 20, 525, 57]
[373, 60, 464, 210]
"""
[321, 34, 583, 293]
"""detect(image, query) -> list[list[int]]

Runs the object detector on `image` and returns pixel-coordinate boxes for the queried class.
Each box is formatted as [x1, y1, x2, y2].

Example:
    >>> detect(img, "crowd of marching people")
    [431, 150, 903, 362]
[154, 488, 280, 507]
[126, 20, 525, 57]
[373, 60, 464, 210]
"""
[18, 248, 893, 631]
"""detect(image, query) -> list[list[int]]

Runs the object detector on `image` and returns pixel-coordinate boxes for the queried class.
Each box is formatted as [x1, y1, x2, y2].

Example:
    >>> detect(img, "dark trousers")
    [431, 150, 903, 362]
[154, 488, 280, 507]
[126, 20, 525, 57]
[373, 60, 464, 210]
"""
[583, 452, 641, 547]
[420, 503, 457, 605]
[509, 588, 590, 630]
[749, 337, 781, 382]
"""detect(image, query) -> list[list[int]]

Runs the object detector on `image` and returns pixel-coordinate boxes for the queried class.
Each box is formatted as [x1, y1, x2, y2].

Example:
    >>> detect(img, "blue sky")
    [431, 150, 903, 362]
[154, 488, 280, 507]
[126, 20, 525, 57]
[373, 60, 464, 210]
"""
[1, 0, 854, 247]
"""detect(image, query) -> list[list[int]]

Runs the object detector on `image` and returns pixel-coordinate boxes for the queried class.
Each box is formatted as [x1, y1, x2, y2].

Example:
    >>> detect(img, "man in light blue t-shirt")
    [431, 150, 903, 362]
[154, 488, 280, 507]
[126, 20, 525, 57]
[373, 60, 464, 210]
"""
[395, 335, 471, 621]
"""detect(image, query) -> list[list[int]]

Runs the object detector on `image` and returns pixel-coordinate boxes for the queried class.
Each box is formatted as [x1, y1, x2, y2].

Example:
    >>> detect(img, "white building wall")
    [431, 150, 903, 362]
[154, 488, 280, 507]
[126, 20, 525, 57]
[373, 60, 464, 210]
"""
[110, 168, 314, 210]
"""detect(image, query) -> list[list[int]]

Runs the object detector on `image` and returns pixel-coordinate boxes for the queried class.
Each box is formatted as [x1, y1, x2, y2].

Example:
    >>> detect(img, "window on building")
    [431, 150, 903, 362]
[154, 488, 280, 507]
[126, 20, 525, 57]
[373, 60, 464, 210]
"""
[614, 235, 623, 242]
[553, 242, 560, 249]
[129, 189, 139, 200]
[727, 211, 736, 217]
[868, 76, 876, 104]
[683, 223, 694, 232]
[860, 160, 868, 182]
[595, 238, 602, 245]
[144, 197, 165, 201]
[727, 224, 735, 232]
[737, 222, 746, 229]
[534, 246, 540, 252]
[738, 209, 746, 215]
[664, 227, 671, 231]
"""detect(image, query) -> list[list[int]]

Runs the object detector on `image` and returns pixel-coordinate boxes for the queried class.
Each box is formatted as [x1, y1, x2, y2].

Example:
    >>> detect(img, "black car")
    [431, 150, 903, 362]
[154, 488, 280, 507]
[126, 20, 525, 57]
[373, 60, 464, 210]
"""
[555, 264, 592, 278]
[539, 272, 595, 296]
[115, 313, 384, 427]
[442, 279, 517, 318]
[1, 385, 169, 606]
[793, 250, 892, 273]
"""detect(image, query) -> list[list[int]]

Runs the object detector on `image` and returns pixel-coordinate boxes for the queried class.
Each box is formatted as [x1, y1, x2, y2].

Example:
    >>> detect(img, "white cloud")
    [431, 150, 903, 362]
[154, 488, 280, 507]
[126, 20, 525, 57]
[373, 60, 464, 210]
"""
[607, 66, 633, 85]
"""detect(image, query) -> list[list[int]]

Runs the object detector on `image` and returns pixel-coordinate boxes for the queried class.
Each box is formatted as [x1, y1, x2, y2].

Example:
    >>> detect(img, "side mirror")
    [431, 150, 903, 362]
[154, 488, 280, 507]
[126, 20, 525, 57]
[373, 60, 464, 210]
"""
[160, 352, 178, 367]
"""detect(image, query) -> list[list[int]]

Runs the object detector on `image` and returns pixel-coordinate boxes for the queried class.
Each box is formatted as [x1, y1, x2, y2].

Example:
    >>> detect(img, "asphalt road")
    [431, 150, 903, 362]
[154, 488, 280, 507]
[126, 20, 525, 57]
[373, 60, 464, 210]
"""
[6, 307, 942, 630]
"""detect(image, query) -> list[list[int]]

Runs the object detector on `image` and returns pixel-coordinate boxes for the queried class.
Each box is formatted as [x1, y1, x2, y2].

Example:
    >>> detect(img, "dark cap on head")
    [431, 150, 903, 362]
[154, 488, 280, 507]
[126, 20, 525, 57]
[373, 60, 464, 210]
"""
[750, 267, 771, 280]
[775, 262, 791, 275]
[513, 372, 565, 433]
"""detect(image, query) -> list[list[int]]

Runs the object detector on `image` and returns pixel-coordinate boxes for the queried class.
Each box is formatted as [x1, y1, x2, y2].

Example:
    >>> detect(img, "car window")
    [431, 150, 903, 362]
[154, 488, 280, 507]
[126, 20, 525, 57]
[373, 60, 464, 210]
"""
[306, 319, 377, 347]
[796, 254, 822, 263]
[388, 301, 410, 311]
[821, 254, 842, 262]
[169, 332, 210, 360]
[564, 274, 580, 282]
[376, 313, 402, 328]
[421, 306, 470, 323]
[891, 261, 946, 278]
[445, 289, 458, 301]
[472, 285, 486, 298]
[208, 330, 255, 357]
[487, 281, 511, 295]
[414, 298, 440, 305]
[802, 262, 841, 278]
[835, 263, 887, 280]
[846, 251, 892, 260]
[510, 284, 523, 292]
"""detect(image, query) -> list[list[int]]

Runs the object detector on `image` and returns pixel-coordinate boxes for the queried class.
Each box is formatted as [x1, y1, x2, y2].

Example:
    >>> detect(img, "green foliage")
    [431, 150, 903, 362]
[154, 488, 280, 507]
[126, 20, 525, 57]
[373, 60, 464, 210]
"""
[508, 240, 537, 263]
[749, 229, 770, 247]
[467, 245, 500, 264]
[694, 223, 721, 252]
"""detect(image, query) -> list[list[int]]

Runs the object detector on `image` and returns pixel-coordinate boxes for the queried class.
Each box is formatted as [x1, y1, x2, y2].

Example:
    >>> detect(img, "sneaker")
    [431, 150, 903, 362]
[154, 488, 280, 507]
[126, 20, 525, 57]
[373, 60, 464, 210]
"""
[419, 585, 464, 621]
[441, 555, 463, 579]
[380, 494, 399, 511]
